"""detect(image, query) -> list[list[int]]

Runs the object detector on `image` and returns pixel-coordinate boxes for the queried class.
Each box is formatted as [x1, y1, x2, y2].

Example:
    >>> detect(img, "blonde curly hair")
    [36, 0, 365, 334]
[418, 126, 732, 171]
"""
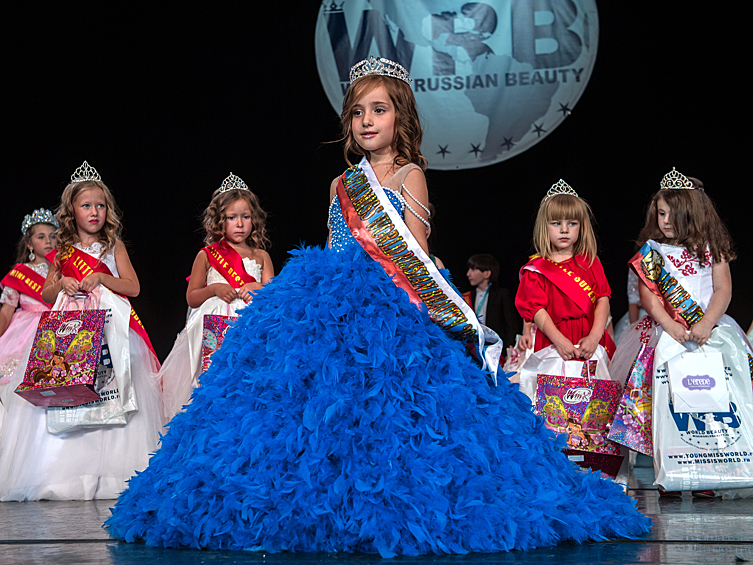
[202, 189, 270, 250]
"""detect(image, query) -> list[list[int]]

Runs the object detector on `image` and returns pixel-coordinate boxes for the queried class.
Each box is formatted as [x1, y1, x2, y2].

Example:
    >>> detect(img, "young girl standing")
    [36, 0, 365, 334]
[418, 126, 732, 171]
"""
[159, 173, 273, 420]
[610, 168, 753, 495]
[0, 210, 57, 430]
[106, 57, 649, 555]
[516, 181, 615, 360]
[0, 161, 164, 501]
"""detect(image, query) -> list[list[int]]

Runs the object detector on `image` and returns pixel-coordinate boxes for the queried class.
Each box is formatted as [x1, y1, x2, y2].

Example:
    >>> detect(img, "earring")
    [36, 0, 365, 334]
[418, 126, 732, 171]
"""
[28, 250, 35, 261]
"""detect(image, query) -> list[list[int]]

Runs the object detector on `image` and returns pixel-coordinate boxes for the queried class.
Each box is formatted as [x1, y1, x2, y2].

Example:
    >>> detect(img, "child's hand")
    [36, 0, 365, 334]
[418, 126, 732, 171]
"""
[237, 282, 263, 302]
[689, 319, 713, 346]
[517, 333, 533, 351]
[60, 277, 81, 296]
[664, 320, 690, 344]
[576, 334, 600, 359]
[79, 273, 103, 293]
[553, 336, 578, 361]
[213, 283, 238, 304]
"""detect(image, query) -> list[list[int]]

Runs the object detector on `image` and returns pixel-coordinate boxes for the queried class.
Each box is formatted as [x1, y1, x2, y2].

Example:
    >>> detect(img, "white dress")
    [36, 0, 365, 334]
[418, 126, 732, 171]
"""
[159, 257, 262, 420]
[0, 243, 165, 501]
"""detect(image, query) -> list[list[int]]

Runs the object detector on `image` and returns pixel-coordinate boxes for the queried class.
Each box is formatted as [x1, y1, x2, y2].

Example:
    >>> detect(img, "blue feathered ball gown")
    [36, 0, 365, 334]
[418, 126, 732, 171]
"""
[106, 187, 651, 557]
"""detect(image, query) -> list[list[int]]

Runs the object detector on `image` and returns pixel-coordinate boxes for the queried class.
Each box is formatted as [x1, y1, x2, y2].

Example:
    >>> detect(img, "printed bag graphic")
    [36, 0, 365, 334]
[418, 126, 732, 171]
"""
[609, 343, 655, 456]
[202, 314, 235, 373]
[667, 349, 729, 413]
[15, 309, 106, 407]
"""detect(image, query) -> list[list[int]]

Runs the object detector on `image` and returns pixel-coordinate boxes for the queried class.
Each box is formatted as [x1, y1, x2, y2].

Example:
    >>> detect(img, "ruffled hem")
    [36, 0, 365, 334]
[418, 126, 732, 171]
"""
[106, 246, 650, 556]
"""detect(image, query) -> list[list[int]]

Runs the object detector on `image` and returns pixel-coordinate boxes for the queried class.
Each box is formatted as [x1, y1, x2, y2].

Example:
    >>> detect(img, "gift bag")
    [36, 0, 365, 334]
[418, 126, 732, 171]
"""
[653, 327, 753, 491]
[202, 314, 235, 373]
[667, 348, 729, 413]
[45, 287, 137, 433]
[608, 343, 655, 456]
[15, 308, 106, 407]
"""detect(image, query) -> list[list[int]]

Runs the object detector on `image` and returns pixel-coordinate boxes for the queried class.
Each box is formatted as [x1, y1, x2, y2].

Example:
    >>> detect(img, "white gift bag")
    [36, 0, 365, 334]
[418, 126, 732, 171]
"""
[653, 327, 753, 491]
[667, 348, 729, 413]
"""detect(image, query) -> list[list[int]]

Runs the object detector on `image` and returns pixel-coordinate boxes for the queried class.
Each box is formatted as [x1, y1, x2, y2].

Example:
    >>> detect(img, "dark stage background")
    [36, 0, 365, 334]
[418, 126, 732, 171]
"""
[5, 4, 749, 361]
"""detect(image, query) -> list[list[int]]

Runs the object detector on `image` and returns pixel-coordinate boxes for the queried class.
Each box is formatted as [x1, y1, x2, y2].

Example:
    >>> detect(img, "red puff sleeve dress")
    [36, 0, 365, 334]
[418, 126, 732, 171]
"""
[515, 255, 611, 354]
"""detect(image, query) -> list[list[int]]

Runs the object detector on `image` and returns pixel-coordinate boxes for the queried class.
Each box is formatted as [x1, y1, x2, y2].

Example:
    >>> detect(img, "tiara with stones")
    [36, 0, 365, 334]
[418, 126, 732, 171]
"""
[660, 167, 696, 190]
[218, 172, 249, 193]
[349, 56, 412, 85]
[21, 208, 58, 234]
[70, 160, 102, 183]
[544, 179, 579, 201]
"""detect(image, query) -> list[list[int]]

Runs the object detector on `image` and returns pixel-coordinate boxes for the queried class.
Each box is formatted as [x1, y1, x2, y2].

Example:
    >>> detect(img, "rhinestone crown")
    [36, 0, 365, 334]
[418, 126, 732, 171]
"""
[544, 179, 579, 201]
[21, 208, 58, 234]
[349, 56, 412, 85]
[218, 172, 249, 193]
[71, 160, 102, 183]
[660, 167, 696, 190]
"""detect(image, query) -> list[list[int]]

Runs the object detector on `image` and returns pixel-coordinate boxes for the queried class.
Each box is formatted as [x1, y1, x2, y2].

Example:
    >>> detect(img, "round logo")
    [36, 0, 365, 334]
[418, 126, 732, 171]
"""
[315, 0, 599, 170]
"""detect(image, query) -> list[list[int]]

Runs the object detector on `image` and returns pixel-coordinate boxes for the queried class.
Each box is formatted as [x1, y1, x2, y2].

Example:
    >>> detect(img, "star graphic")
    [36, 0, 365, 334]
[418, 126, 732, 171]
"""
[436, 145, 450, 158]
[532, 123, 547, 137]
[500, 137, 514, 151]
[558, 102, 572, 117]
[469, 143, 483, 157]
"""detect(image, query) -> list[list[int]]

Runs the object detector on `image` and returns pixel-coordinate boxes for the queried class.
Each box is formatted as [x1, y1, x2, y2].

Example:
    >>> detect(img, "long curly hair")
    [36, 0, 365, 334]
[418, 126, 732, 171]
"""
[14, 222, 58, 265]
[54, 180, 122, 263]
[339, 74, 427, 171]
[637, 179, 735, 266]
[533, 194, 599, 266]
[202, 188, 270, 250]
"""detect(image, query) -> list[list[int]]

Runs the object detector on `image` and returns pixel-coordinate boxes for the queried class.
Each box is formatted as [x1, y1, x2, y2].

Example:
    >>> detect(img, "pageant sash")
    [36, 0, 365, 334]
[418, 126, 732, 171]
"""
[629, 241, 704, 329]
[1, 264, 50, 306]
[202, 240, 257, 289]
[337, 158, 502, 380]
[522, 255, 616, 355]
[47, 247, 158, 360]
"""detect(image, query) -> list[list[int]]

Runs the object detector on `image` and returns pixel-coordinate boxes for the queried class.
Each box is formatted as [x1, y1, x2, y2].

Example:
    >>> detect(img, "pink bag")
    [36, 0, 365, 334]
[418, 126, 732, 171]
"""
[15, 308, 106, 407]
[201, 314, 235, 373]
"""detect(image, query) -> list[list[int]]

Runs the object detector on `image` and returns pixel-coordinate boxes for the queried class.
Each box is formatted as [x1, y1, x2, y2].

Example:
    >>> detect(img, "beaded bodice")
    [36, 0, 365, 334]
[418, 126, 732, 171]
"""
[328, 189, 405, 252]
[206, 257, 261, 285]
[74, 242, 119, 277]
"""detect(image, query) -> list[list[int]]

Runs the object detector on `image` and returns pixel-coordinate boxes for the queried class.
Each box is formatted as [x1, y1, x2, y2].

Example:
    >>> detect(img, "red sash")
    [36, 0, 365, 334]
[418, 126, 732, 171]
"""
[522, 255, 616, 356]
[0, 264, 51, 307]
[47, 247, 158, 360]
[201, 240, 257, 288]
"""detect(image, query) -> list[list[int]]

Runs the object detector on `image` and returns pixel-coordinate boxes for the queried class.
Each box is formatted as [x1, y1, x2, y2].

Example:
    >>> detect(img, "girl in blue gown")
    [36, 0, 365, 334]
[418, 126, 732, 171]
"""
[105, 57, 651, 557]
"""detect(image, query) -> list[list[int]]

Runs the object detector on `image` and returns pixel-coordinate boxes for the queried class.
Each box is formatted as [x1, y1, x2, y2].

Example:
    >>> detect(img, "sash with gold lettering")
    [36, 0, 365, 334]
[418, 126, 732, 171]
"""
[629, 240, 705, 329]
[202, 240, 257, 288]
[1, 264, 51, 306]
[337, 158, 503, 380]
[46, 247, 158, 360]
[522, 255, 616, 356]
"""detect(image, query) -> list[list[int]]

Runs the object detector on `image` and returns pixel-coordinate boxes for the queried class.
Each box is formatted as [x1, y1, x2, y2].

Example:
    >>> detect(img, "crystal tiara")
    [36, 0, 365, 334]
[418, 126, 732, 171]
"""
[349, 56, 412, 85]
[70, 160, 102, 183]
[660, 167, 697, 190]
[218, 172, 249, 193]
[544, 179, 579, 201]
[21, 208, 58, 234]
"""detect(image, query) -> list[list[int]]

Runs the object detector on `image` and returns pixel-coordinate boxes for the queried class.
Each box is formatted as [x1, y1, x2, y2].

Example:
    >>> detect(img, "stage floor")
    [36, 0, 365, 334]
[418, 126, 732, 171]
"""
[1, 457, 752, 565]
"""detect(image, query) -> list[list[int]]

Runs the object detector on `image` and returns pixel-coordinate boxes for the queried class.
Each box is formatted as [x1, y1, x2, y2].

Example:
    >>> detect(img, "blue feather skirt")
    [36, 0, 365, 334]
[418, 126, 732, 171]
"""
[105, 247, 651, 557]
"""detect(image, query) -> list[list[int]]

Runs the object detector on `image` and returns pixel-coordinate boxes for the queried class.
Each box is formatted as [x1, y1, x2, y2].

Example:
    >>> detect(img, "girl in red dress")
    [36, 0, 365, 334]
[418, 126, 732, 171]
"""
[515, 180, 614, 361]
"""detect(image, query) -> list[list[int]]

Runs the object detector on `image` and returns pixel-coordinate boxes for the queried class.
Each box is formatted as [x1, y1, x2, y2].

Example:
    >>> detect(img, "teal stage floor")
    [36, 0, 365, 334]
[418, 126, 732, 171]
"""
[1, 457, 752, 564]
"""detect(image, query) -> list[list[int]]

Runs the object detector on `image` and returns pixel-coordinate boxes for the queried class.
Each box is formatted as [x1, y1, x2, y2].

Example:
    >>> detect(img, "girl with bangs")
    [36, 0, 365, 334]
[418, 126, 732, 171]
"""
[158, 173, 273, 421]
[0, 161, 164, 501]
[516, 182, 615, 360]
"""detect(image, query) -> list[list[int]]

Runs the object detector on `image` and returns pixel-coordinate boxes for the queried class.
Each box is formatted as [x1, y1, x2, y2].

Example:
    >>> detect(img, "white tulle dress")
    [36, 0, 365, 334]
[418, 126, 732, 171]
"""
[159, 257, 262, 421]
[0, 242, 165, 501]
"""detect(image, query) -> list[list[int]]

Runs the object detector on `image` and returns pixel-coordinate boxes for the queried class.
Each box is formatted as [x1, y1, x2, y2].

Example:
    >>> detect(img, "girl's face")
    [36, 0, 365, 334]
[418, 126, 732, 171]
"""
[547, 218, 580, 257]
[73, 187, 107, 237]
[223, 198, 253, 245]
[351, 84, 396, 156]
[656, 196, 675, 240]
[28, 223, 57, 261]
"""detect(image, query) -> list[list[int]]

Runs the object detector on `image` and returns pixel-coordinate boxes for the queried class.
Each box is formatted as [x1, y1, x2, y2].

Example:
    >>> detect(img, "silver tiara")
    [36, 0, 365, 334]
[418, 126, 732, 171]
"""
[349, 56, 412, 85]
[21, 208, 58, 234]
[660, 167, 696, 190]
[71, 160, 102, 183]
[544, 179, 579, 201]
[218, 172, 249, 193]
